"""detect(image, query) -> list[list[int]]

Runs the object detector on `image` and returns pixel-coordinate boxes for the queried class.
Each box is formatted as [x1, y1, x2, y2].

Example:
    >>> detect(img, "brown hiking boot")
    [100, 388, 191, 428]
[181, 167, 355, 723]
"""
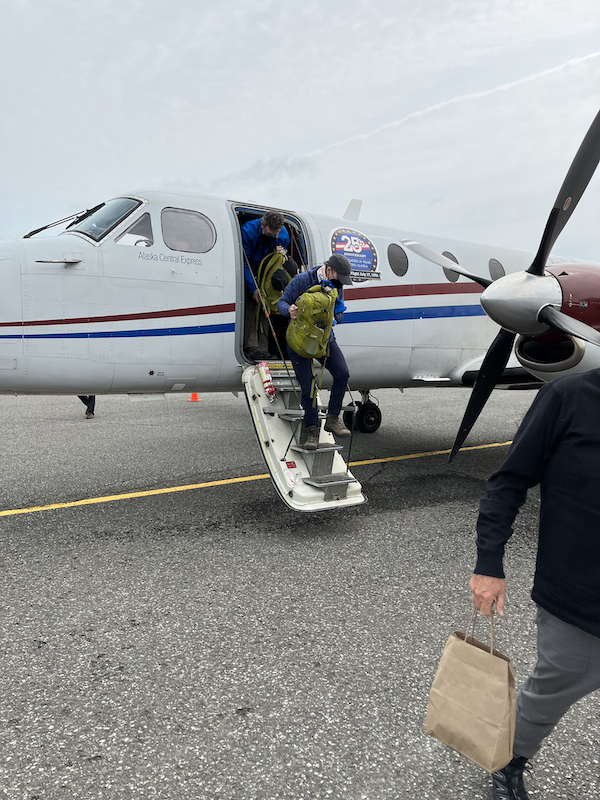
[304, 425, 320, 450]
[324, 414, 350, 437]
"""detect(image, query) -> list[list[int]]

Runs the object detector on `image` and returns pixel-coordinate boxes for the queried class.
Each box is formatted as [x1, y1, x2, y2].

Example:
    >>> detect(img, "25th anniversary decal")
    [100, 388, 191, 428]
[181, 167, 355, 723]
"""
[330, 228, 380, 282]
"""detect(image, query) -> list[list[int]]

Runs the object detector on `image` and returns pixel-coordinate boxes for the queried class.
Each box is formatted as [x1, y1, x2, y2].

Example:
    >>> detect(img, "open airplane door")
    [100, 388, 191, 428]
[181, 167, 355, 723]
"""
[242, 362, 366, 512]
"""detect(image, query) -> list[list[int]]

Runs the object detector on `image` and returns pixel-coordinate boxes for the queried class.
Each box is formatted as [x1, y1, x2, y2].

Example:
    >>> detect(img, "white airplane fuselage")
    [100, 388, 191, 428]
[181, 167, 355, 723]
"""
[0, 189, 598, 397]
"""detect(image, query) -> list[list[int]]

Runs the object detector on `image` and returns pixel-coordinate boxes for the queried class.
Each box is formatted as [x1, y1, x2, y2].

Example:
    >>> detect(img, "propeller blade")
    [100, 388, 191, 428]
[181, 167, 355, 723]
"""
[538, 304, 600, 347]
[449, 328, 516, 462]
[400, 239, 491, 288]
[528, 108, 600, 275]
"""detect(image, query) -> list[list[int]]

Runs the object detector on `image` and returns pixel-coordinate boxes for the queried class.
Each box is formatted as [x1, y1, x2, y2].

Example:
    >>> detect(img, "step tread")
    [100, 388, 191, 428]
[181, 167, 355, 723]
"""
[303, 473, 357, 487]
[264, 408, 304, 419]
[271, 378, 301, 388]
[290, 443, 343, 454]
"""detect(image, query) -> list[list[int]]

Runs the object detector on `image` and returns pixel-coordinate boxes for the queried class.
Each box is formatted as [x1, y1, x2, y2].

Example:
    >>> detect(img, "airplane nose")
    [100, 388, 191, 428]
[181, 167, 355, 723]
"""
[480, 270, 562, 336]
[0, 240, 23, 349]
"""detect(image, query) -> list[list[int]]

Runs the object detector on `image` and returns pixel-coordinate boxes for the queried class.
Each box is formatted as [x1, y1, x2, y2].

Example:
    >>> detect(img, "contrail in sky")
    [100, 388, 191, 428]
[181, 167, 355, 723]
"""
[209, 51, 600, 190]
[302, 52, 600, 160]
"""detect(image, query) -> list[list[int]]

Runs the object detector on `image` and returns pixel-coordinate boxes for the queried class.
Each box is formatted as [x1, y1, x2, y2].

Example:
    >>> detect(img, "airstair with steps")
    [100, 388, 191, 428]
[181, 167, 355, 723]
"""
[242, 361, 367, 512]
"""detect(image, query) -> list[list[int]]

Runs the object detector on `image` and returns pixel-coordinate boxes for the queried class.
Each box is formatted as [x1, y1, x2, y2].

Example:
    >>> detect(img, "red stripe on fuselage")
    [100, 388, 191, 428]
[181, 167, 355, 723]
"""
[0, 303, 236, 328]
[0, 283, 481, 328]
[344, 283, 482, 300]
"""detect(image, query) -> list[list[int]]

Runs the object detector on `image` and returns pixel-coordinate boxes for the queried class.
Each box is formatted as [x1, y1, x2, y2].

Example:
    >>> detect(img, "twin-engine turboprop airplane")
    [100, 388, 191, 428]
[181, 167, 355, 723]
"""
[0, 108, 599, 509]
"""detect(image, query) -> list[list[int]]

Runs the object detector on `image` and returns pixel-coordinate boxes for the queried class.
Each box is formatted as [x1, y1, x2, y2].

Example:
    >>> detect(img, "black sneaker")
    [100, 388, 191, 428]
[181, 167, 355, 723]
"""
[492, 757, 530, 800]
[245, 347, 264, 362]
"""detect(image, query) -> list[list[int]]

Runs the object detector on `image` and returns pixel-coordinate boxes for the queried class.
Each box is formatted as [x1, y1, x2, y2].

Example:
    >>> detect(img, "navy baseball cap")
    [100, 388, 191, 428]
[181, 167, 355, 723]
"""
[326, 254, 353, 285]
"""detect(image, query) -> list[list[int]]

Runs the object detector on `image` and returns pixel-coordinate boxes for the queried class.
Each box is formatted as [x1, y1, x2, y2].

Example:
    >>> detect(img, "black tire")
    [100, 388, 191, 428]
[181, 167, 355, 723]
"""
[355, 401, 382, 433]
[344, 401, 382, 433]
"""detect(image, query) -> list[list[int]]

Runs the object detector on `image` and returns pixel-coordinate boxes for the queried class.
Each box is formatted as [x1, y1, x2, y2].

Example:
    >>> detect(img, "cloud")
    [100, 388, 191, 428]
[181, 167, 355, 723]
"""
[212, 52, 600, 185]
[209, 52, 600, 260]
[1, 0, 599, 252]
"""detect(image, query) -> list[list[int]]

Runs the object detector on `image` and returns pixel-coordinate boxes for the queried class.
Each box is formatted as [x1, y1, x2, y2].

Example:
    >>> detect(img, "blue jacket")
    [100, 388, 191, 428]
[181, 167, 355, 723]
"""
[241, 218, 290, 292]
[277, 266, 346, 341]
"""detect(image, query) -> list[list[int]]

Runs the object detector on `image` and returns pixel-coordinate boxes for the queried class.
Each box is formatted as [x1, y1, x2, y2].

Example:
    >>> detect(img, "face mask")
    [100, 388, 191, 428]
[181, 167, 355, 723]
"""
[331, 278, 343, 290]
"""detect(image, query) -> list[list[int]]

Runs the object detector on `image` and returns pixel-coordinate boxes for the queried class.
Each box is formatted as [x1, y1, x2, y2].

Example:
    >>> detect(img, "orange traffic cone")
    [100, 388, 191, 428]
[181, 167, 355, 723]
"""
[188, 392, 201, 402]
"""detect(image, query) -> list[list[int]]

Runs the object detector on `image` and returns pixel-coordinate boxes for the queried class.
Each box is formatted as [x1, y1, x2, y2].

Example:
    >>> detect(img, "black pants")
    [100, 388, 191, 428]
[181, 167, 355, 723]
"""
[286, 337, 349, 428]
[78, 395, 95, 414]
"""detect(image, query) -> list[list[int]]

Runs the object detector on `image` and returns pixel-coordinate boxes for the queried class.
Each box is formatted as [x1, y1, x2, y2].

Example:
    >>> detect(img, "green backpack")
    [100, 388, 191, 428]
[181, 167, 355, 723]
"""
[286, 283, 338, 359]
[255, 252, 289, 317]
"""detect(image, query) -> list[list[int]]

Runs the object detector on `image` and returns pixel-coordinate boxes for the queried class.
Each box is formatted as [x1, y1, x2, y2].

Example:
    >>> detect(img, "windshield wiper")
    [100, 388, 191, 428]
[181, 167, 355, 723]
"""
[23, 203, 105, 239]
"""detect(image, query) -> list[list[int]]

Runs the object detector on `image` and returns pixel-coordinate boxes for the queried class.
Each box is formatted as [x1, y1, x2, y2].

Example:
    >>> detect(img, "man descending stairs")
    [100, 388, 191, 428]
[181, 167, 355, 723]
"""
[242, 363, 366, 512]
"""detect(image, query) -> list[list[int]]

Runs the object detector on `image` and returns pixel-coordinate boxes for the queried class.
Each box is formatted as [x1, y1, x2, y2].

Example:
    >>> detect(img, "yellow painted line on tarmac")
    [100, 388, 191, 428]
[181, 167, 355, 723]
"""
[348, 440, 513, 467]
[0, 440, 512, 518]
[0, 474, 270, 518]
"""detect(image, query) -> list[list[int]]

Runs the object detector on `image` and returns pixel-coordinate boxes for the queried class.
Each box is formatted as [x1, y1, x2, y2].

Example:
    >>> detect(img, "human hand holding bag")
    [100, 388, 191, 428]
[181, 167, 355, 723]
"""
[424, 609, 516, 773]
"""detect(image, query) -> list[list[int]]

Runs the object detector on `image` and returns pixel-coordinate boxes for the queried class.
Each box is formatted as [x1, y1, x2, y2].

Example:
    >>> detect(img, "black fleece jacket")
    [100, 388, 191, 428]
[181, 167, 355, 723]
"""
[475, 368, 600, 637]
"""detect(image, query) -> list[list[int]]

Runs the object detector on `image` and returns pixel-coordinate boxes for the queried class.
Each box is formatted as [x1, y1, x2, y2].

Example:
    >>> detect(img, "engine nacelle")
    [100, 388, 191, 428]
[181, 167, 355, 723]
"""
[516, 333, 600, 383]
[515, 262, 600, 382]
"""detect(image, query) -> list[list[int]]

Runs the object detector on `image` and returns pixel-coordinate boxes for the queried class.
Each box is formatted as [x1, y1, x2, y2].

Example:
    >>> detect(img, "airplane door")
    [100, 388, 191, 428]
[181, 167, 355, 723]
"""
[232, 205, 314, 363]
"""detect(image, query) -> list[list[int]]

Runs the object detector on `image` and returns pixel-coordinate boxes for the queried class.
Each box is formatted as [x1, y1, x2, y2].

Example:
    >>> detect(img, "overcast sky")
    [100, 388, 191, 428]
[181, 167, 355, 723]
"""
[1, 0, 599, 260]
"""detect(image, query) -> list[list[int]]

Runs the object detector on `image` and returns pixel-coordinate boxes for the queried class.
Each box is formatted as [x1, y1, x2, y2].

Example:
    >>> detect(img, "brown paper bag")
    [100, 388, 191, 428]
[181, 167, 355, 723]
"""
[424, 613, 516, 773]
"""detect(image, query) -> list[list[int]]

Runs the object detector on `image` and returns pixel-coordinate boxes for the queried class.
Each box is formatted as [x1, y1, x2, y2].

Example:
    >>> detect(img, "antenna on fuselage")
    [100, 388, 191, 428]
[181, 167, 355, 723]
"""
[343, 199, 362, 221]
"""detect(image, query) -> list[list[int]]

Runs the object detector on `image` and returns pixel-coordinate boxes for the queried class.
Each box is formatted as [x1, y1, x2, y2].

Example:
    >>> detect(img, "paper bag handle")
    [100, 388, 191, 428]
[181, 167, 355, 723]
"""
[466, 607, 496, 654]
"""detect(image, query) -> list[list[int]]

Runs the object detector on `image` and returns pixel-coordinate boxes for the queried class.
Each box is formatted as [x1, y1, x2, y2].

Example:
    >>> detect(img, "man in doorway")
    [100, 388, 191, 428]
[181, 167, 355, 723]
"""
[241, 211, 290, 361]
[470, 369, 600, 799]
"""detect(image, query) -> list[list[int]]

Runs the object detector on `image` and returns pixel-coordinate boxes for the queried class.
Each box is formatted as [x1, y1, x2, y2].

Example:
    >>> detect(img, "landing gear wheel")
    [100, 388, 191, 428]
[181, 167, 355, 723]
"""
[356, 401, 382, 433]
[343, 402, 382, 433]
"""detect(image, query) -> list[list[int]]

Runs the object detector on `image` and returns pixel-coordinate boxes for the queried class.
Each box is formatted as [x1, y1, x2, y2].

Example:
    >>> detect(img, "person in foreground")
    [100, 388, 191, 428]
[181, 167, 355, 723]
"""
[470, 369, 600, 800]
[277, 254, 352, 450]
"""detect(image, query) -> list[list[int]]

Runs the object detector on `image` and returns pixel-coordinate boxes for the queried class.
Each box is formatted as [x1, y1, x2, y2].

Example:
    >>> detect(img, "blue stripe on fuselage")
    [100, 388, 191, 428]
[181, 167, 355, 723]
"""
[0, 305, 485, 339]
[0, 322, 236, 340]
[343, 305, 486, 324]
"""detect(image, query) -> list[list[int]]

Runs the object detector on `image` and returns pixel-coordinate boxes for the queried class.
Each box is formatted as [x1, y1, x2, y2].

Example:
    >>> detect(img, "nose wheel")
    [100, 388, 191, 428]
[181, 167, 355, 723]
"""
[343, 394, 382, 433]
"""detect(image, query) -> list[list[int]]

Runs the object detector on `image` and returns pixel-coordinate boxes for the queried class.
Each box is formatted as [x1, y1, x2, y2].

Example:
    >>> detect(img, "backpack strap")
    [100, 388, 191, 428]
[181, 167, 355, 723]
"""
[254, 252, 288, 330]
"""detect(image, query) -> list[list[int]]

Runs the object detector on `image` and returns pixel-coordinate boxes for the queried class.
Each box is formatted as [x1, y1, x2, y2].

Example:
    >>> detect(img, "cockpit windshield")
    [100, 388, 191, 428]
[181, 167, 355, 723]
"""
[65, 197, 142, 242]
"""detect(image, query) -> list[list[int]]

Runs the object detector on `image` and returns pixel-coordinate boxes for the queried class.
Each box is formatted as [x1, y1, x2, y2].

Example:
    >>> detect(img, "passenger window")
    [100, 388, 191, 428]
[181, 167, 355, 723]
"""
[489, 258, 506, 281]
[442, 251, 460, 283]
[115, 213, 154, 247]
[388, 243, 409, 276]
[161, 208, 217, 253]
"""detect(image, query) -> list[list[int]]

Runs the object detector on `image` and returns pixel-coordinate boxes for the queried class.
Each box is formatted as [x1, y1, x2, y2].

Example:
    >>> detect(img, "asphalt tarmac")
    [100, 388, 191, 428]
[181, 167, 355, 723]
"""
[1, 387, 598, 800]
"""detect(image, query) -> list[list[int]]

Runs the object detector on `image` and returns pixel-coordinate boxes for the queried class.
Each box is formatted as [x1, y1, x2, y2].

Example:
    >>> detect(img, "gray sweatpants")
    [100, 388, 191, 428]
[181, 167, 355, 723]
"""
[514, 606, 600, 759]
